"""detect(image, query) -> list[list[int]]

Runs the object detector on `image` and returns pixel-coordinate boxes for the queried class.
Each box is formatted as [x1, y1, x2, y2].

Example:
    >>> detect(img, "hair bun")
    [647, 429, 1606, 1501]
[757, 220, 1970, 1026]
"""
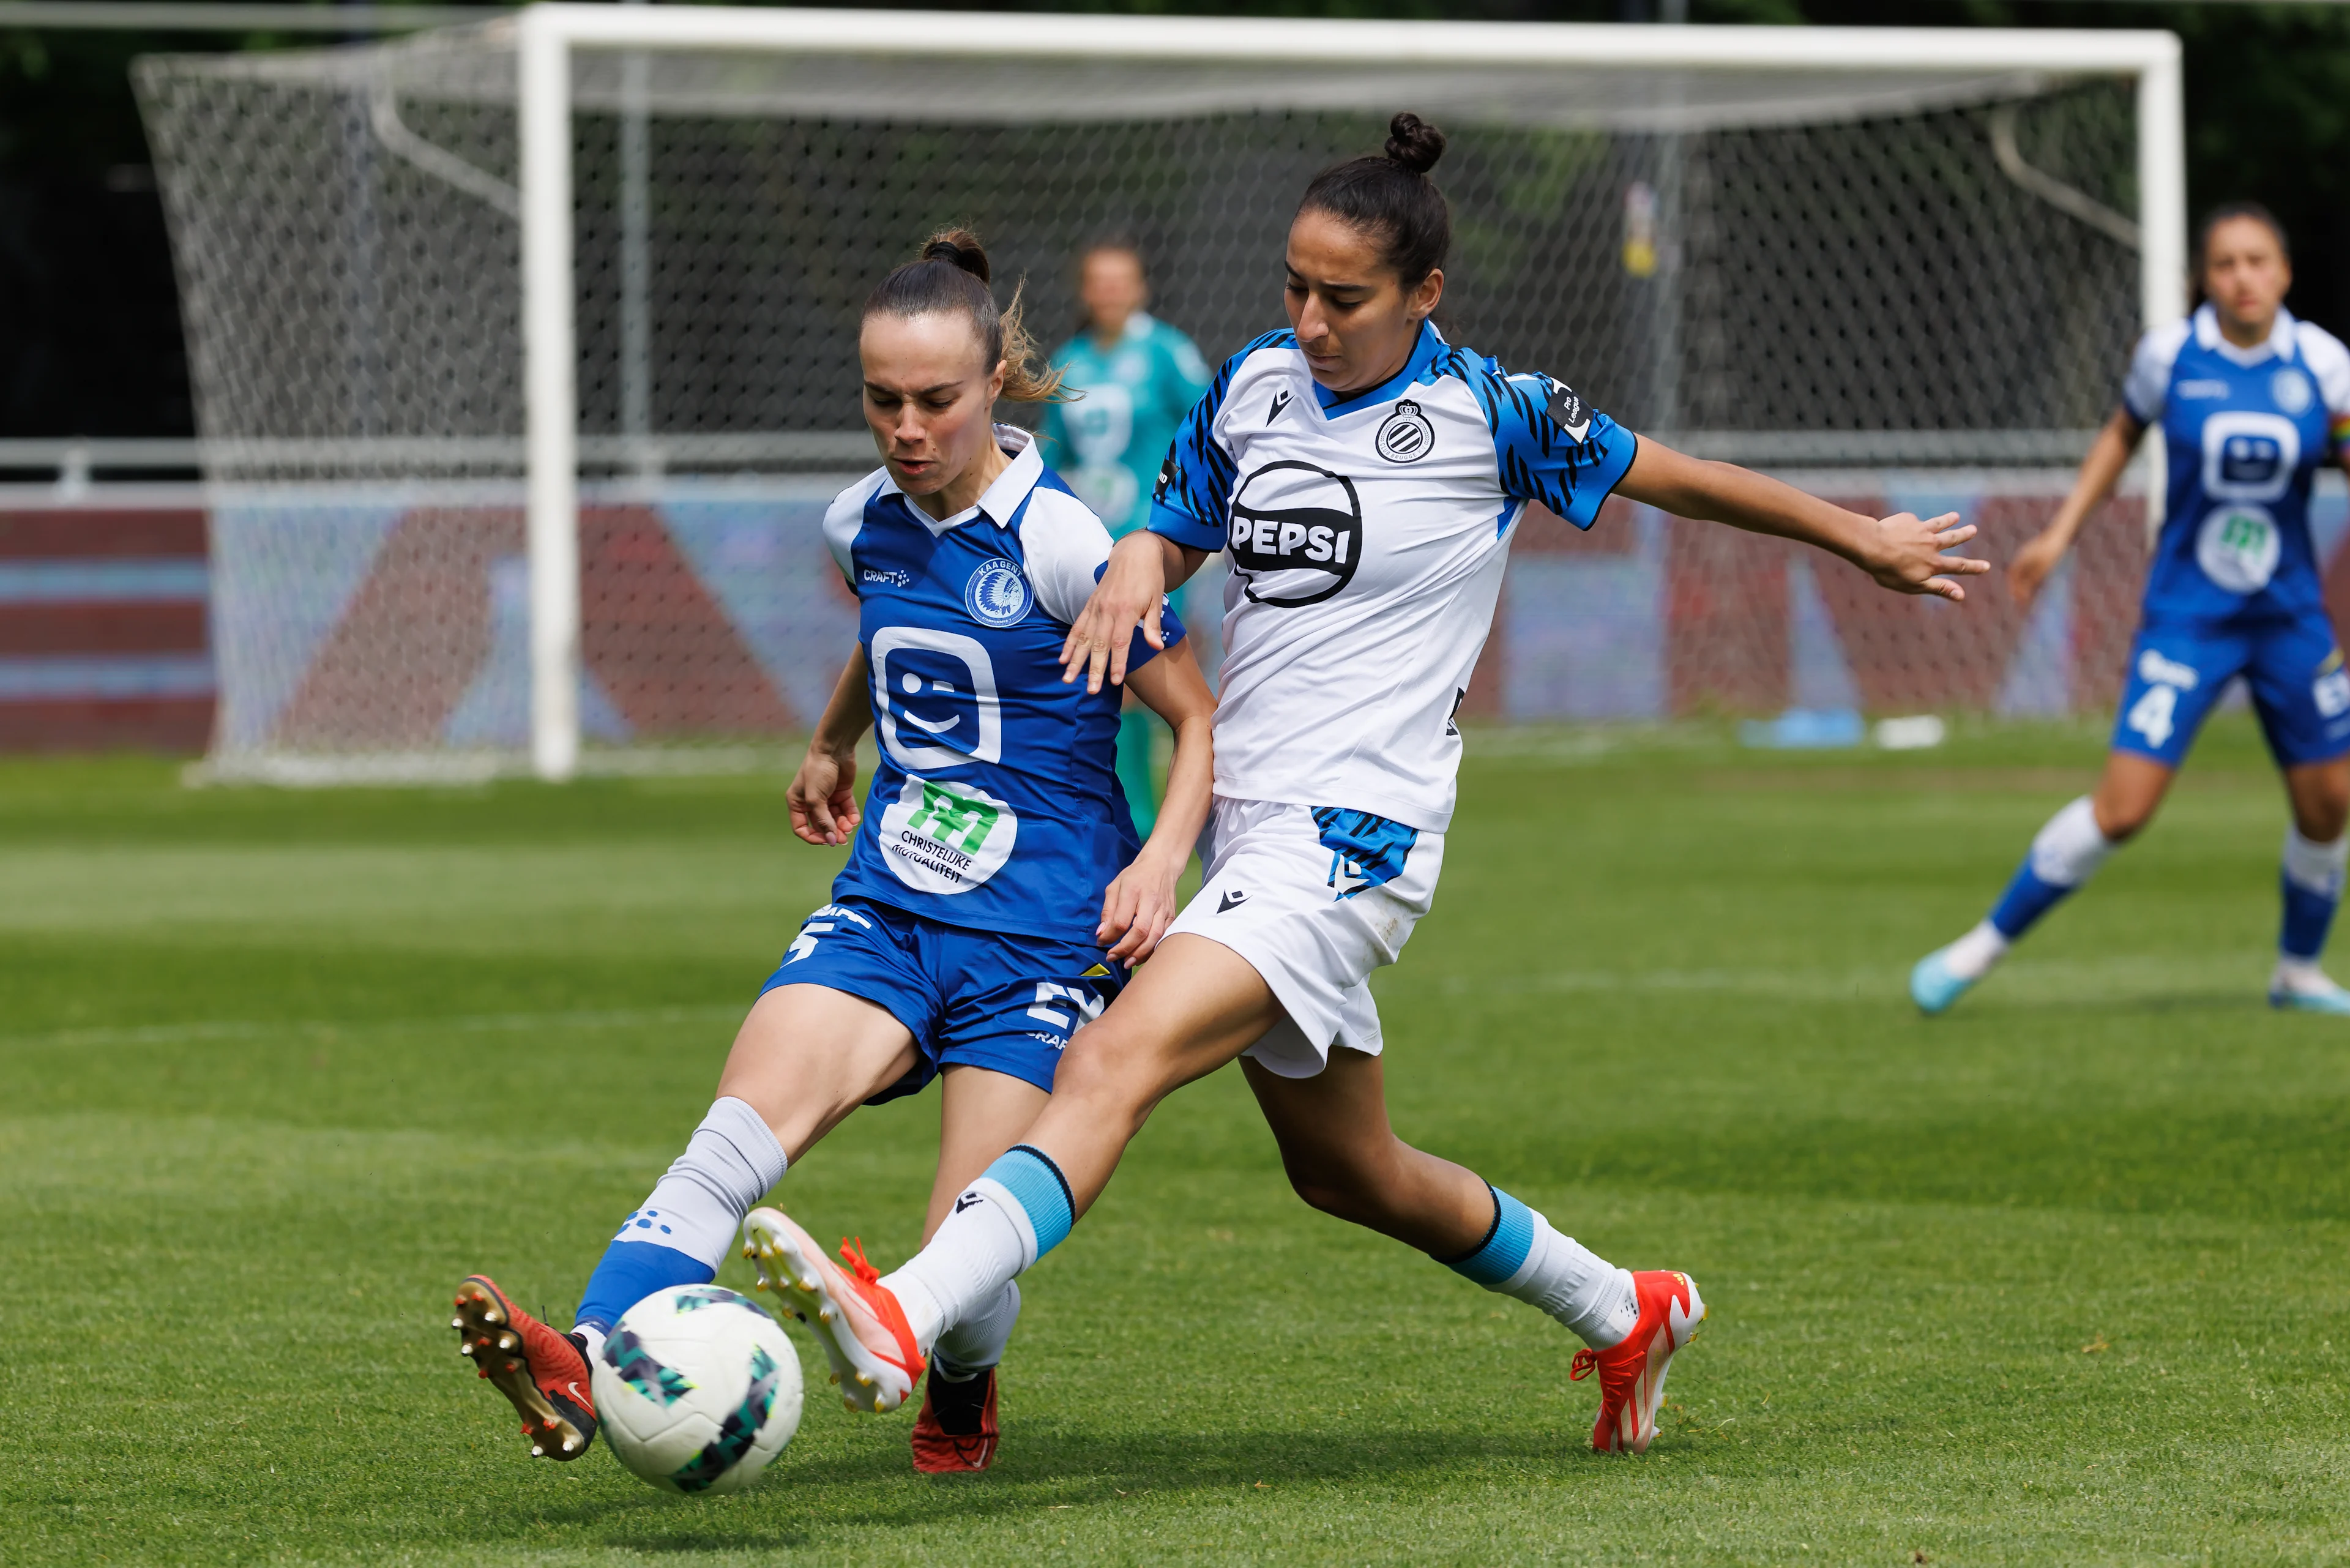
[1383, 112, 1445, 176]
[921, 228, 992, 284]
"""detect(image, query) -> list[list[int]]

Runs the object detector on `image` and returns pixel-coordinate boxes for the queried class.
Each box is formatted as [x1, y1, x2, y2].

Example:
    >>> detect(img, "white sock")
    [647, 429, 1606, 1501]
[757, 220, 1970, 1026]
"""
[575, 1324, 607, 1362]
[2282, 825, 2348, 898]
[1941, 918, 2011, 981]
[1499, 1214, 1640, 1348]
[933, 1282, 1021, 1378]
[625, 1096, 789, 1271]
[2274, 955, 2337, 995]
[881, 1176, 1036, 1354]
[2031, 795, 2116, 886]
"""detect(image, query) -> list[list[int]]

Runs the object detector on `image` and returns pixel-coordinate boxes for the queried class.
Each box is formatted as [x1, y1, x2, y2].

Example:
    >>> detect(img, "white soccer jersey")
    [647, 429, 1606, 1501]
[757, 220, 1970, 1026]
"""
[1149, 323, 1636, 830]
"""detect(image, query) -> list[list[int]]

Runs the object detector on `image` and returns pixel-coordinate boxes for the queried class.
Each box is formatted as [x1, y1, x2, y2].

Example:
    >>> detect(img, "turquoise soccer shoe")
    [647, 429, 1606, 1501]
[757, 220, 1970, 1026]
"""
[1909, 948, 1977, 1016]
[2269, 977, 2350, 1015]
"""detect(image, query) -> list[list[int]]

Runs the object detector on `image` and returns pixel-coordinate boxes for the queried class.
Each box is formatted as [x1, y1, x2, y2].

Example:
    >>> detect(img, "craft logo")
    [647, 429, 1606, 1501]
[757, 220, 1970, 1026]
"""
[879, 774, 1018, 894]
[963, 557, 1030, 627]
[1374, 400, 1434, 463]
[1226, 461, 1363, 608]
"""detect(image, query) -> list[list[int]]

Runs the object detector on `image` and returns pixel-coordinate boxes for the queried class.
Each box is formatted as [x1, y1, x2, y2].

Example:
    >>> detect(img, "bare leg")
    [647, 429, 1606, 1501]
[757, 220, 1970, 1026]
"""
[1241, 1049, 1491, 1258]
[2284, 758, 2350, 842]
[715, 983, 919, 1160]
[925, 1065, 1049, 1243]
[1017, 934, 1285, 1216]
[2090, 749, 2177, 841]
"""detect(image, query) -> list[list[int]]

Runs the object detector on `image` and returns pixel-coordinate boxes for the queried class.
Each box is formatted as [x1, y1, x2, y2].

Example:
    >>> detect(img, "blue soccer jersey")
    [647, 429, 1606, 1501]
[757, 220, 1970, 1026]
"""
[2124, 304, 2350, 623]
[1148, 321, 1635, 831]
[822, 428, 1185, 942]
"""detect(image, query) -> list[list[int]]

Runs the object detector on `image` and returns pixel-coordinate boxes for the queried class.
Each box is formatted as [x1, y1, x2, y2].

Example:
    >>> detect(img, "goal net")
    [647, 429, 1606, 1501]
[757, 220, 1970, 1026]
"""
[133, 12, 2183, 780]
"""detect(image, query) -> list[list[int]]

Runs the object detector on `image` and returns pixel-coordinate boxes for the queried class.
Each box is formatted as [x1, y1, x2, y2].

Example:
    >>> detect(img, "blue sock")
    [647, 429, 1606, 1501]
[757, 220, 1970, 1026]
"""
[1438, 1185, 1535, 1286]
[2280, 827, 2348, 961]
[576, 1239, 713, 1337]
[1988, 859, 2076, 940]
[983, 1144, 1075, 1259]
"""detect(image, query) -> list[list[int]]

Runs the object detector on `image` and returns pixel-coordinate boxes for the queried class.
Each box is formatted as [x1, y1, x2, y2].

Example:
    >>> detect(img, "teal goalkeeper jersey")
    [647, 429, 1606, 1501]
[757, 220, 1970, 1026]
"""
[1041, 312, 1212, 537]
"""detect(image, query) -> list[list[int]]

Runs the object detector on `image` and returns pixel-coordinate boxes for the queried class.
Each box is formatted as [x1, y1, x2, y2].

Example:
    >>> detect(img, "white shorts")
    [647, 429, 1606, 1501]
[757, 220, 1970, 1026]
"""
[1164, 797, 1445, 1078]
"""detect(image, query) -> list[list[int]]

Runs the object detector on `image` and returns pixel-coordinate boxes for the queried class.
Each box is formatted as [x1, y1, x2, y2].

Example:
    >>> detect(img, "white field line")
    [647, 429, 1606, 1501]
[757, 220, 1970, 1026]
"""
[0, 1002, 742, 1053]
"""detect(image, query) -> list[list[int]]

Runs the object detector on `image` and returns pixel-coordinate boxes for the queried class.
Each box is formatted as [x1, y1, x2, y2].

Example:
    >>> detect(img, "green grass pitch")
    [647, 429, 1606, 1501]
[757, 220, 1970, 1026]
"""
[7, 713, 2349, 1565]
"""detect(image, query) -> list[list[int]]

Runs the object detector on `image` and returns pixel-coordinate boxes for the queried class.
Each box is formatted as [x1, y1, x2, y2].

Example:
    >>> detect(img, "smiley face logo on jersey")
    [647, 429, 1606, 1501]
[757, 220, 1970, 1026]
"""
[1226, 461, 1363, 608]
[871, 626, 1002, 772]
[1374, 400, 1434, 463]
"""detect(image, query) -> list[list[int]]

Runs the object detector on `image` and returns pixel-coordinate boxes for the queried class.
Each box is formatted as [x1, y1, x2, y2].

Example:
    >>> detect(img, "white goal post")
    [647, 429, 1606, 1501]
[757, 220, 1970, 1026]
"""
[135, 8, 2187, 782]
[509, 7, 2183, 782]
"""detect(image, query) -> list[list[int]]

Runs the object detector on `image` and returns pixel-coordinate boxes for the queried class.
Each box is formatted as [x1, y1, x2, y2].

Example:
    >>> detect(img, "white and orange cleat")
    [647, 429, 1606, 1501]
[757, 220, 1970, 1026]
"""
[1571, 1269, 1706, 1454]
[742, 1207, 924, 1413]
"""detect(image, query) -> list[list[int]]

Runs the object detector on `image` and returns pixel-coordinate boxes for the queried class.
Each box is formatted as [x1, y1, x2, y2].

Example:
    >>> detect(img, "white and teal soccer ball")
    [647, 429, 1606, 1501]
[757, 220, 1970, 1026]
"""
[591, 1284, 804, 1495]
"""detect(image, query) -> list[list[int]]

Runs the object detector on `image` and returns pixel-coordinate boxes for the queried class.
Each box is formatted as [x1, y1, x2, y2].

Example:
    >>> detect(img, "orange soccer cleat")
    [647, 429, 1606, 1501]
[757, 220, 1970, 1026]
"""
[1570, 1269, 1706, 1454]
[452, 1274, 599, 1460]
[911, 1367, 999, 1473]
[742, 1208, 925, 1413]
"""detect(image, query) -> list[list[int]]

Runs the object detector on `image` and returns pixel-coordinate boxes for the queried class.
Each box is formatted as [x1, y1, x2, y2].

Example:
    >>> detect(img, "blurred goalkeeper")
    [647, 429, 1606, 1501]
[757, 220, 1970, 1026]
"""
[1914, 204, 2350, 1015]
[1039, 239, 1212, 835]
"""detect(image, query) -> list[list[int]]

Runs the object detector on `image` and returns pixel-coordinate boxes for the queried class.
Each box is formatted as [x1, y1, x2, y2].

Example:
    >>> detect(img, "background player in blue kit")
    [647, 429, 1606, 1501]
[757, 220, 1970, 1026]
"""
[1040, 241, 1213, 835]
[449, 230, 1216, 1477]
[1915, 205, 2350, 1015]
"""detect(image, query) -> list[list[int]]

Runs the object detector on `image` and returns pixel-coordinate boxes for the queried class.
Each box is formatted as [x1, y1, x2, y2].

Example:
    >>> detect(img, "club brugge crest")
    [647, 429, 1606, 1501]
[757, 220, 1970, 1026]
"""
[963, 557, 1029, 627]
[1375, 400, 1435, 463]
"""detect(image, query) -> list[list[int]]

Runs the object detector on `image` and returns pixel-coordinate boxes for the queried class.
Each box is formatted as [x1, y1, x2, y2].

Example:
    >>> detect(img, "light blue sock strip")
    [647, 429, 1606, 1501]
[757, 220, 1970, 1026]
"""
[1442, 1185, 1535, 1288]
[984, 1145, 1075, 1258]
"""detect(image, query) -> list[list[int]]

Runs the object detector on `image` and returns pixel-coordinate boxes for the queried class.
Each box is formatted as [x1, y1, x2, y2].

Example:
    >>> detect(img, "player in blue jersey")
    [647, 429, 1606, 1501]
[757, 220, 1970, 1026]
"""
[450, 230, 1216, 1476]
[748, 115, 1988, 1455]
[1040, 241, 1214, 837]
[1912, 205, 2350, 1017]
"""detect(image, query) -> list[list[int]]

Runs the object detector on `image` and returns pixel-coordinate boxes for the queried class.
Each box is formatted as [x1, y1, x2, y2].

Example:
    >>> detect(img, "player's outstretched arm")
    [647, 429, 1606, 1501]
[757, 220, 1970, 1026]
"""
[1099, 638, 1216, 963]
[787, 649, 873, 846]
[1616, 436, 1990, 603]
[1059, 532, 1209, 693]
[2007, 408, 2144, 608]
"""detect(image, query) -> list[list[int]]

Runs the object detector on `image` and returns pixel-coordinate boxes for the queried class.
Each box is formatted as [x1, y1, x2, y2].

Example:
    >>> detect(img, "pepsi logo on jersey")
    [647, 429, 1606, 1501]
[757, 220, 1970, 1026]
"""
[1227, 461, 1363, 608]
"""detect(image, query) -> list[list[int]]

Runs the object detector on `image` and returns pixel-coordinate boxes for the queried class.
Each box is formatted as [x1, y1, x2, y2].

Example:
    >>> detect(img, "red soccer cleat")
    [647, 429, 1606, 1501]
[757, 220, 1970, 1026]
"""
[452, 1274, 599, 1461]
[1570, 1270, 1706, 1454]
[911, 1367, 999, 1473]
[742, 1208, 925, 1413]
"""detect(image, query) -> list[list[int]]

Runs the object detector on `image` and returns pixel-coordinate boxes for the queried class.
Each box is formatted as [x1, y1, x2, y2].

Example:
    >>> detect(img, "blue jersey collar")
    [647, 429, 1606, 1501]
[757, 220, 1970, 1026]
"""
[876, 425, 1043, 536]
[1311, 320, 1448, 417]
[2193, 301, 2298, 367]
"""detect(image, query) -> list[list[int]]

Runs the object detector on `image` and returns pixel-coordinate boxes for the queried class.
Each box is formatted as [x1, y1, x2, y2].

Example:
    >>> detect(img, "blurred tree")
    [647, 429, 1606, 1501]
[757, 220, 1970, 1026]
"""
[0, 0, 2343, 438]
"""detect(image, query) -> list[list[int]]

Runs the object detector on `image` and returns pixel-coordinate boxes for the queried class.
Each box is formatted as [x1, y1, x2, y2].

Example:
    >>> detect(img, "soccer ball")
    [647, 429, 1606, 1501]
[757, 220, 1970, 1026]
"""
[591, 1284, 804, 1494]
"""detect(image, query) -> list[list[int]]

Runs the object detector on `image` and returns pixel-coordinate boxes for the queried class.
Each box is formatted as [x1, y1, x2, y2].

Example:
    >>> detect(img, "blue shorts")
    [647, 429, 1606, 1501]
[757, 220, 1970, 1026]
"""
[2112, 614, 2350, 769]
[758, 898, 1123, 1103]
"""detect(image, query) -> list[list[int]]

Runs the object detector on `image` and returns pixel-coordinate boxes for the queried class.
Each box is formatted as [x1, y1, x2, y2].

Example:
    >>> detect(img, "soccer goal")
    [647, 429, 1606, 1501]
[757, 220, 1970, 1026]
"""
[134, 7, 2186, 782]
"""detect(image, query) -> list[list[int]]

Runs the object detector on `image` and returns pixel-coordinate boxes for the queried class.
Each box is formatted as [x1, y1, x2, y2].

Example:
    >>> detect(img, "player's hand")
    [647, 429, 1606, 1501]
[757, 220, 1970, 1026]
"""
[1061, 534, 1166, 695]
[787, 747, 860, 846]
[1097, 848, 1182, 963]
[1860, 510, 1988, 602]
[2008, 527, 2069, 608]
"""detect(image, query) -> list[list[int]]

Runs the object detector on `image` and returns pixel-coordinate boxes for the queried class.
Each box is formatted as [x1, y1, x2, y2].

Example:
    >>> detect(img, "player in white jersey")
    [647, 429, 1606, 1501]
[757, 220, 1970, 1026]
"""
[750, 114, 1987, 1455]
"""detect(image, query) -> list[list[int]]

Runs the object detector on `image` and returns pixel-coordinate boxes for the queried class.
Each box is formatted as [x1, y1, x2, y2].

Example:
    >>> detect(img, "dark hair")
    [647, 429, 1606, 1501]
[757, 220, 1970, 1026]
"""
[1295, 112, 1451, 286]
[862, 227, 1067, 402]
[2195, 200, 2290, 277]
